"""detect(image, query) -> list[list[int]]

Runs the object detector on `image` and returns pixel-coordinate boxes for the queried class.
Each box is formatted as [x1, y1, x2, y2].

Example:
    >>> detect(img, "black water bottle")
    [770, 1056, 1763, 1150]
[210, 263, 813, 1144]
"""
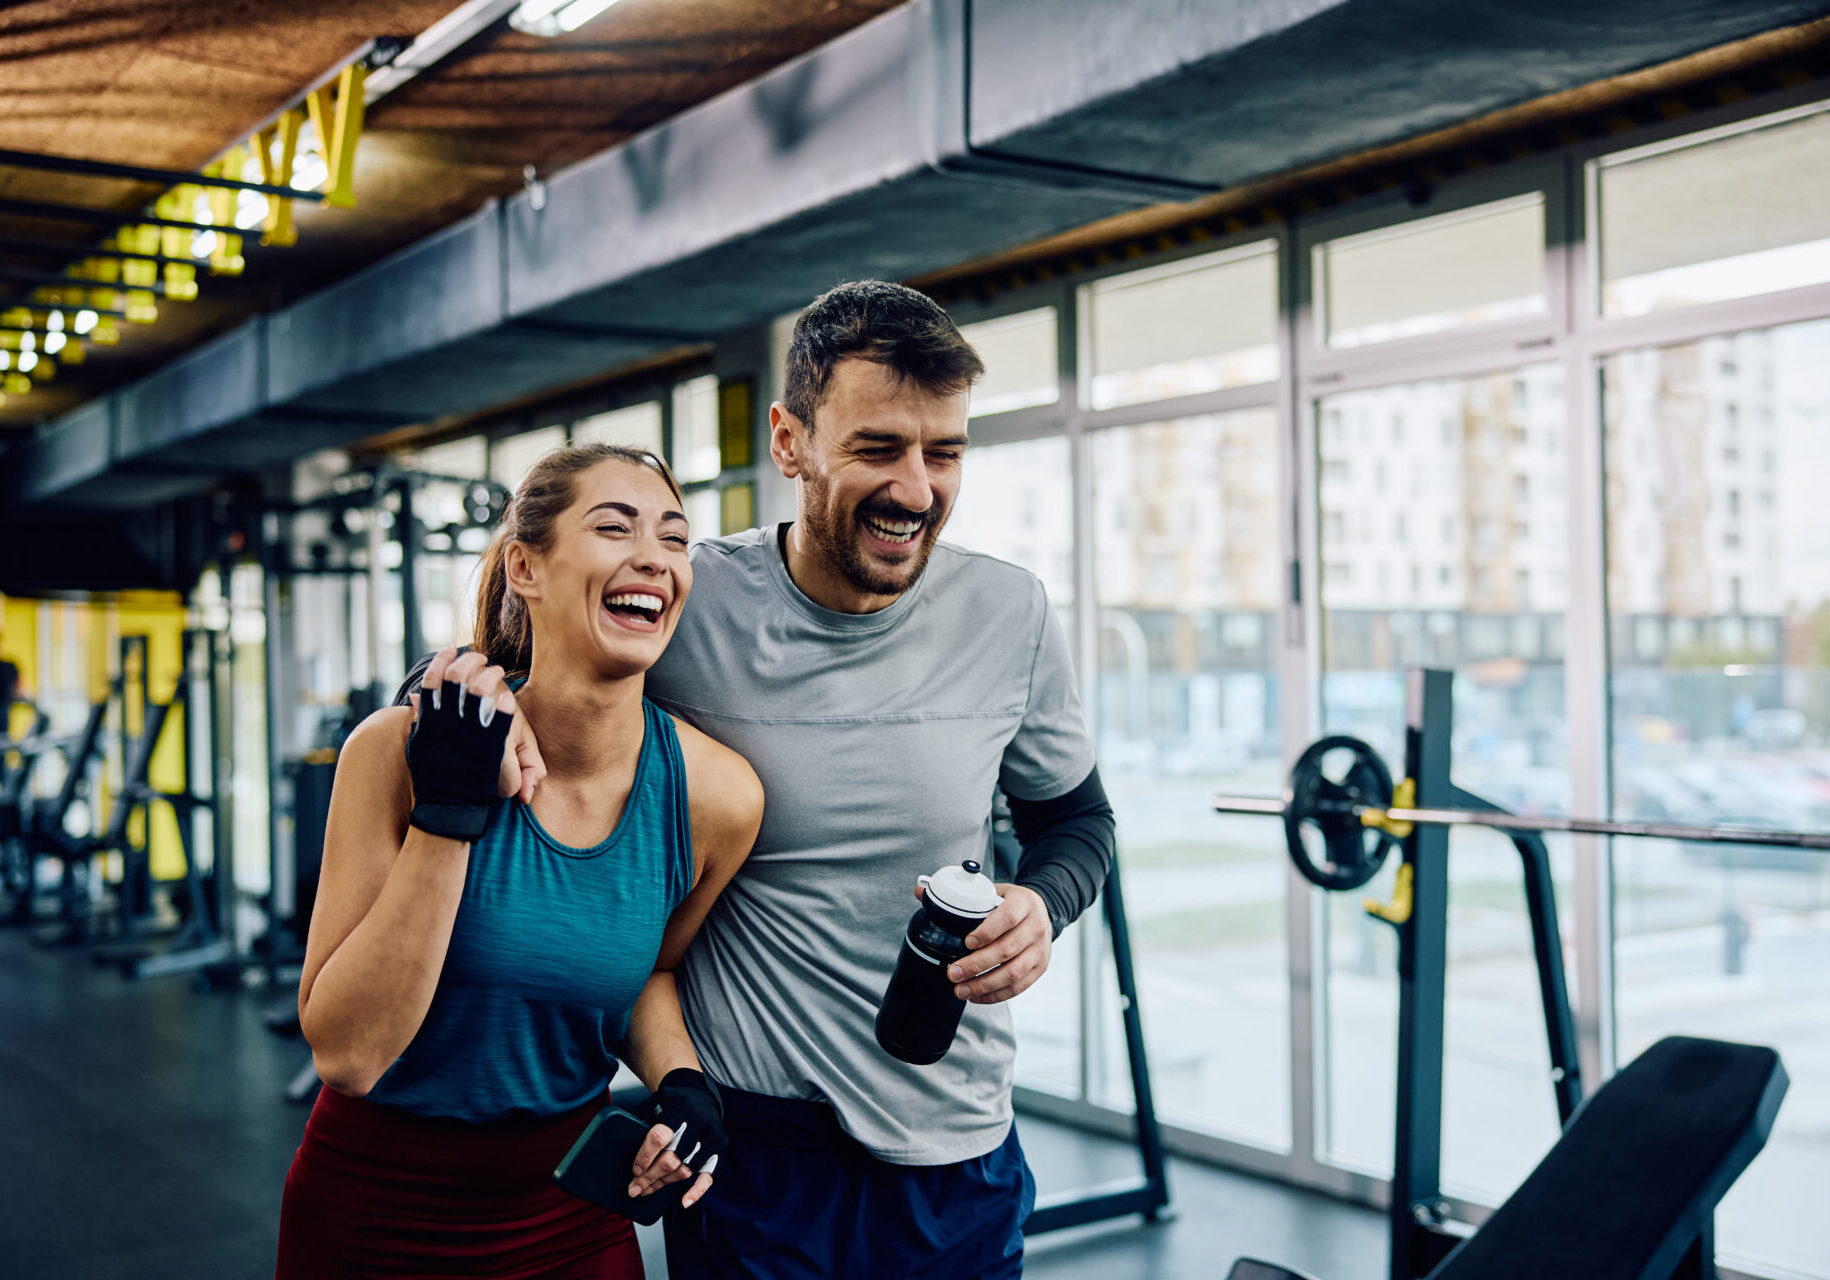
[875, 859, 1003, 1065]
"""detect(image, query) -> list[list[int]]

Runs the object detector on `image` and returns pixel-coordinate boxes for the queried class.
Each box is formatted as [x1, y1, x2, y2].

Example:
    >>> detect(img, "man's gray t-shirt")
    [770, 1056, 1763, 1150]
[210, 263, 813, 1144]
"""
[645, 524, 1094, 1165]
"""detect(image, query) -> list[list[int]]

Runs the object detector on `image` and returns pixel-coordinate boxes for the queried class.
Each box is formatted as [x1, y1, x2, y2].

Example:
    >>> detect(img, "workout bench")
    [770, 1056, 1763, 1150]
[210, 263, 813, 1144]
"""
[1227, 1034, 1788, 1280]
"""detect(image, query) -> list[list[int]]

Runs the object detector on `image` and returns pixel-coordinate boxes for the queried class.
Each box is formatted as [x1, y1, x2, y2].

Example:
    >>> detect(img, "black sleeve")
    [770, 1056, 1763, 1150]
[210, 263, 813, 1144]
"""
[391, 647, 469, 709]
[1009, 764, 1116, 939]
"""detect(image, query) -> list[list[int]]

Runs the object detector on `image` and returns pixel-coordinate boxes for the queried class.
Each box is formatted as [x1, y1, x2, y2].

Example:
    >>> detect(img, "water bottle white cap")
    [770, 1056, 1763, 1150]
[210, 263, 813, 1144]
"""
[919, 859, 1003, 919]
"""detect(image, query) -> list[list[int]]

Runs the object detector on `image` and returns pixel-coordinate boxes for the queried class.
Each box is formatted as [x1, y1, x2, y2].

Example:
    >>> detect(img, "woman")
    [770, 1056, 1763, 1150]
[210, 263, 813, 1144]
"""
[276, 444, 763, 1279]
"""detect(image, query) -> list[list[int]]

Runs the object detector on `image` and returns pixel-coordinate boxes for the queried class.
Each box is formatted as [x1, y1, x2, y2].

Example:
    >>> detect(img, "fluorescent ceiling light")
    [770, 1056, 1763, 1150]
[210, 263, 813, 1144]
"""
[510, 0, 623, 37]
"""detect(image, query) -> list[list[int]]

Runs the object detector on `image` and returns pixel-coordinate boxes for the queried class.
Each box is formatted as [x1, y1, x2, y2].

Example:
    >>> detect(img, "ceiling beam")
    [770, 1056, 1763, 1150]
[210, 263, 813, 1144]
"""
[0, 197, 227, 234]
[0, 236, 191, 267]
[0, 148, 326, 202]
[1, 302, 129, 319]
[0, 268, 174, 296]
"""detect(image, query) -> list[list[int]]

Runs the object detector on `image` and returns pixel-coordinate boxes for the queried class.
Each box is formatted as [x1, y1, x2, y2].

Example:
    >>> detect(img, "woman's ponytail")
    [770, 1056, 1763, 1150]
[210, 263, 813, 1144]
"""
[471, 527, 535, 680]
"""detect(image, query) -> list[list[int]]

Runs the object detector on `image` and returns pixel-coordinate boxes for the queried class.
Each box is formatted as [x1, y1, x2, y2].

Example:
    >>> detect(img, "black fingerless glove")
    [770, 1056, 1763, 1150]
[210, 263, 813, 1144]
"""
[405, 679, 513, 840]
[637, 1068, 729, 1176]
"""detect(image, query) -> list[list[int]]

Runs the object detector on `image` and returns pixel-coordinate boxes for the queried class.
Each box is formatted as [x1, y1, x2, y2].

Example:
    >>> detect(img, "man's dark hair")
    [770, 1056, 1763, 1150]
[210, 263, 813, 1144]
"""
[782, 280, 984, 429]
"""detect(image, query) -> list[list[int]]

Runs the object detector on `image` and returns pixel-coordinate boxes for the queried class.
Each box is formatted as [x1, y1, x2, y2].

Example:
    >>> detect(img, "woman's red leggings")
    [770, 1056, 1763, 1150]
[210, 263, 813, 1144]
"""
[276, 1086, 642, 1279]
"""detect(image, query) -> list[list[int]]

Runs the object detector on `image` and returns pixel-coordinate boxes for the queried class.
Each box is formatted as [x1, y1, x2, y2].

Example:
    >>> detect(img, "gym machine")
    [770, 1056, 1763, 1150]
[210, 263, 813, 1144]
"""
[1210, 668, 1812, 1280]
[26, 631, 233, 978]
[100, 628, 236, 981]
[1024, 864, 1172, 1235]
[258, 464, 509, 1096]
[0, 696, 51, 915]
[3, 680, 116, 931]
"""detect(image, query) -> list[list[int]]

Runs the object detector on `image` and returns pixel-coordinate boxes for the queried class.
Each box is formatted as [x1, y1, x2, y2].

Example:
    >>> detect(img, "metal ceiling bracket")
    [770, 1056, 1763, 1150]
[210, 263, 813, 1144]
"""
[363, 0, 526, 105]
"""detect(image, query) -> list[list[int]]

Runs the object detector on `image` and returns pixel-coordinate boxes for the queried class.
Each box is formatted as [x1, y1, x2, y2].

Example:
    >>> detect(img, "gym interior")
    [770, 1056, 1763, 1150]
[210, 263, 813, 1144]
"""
[3, 2, 1830, 1277]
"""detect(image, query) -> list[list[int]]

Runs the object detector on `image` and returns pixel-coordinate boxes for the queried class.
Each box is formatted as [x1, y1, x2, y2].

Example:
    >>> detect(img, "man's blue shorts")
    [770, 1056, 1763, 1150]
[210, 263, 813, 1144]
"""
[663, 1086, 1035, 1279]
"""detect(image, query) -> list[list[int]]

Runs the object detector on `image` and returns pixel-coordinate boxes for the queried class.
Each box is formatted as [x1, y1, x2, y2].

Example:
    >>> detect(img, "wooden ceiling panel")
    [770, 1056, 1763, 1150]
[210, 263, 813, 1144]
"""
[0, 0, 905, 432]
[373, 0, 903, 174]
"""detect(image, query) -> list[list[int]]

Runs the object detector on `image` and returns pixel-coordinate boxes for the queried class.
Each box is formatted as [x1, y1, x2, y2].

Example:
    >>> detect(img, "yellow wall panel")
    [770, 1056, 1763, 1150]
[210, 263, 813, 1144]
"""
[1, 595, 41, 739]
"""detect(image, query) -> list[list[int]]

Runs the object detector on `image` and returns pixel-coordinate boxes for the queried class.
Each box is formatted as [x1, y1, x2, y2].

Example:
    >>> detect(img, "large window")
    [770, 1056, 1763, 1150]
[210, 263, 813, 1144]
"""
[572, 400, 663, 455]
[1603, 317, 1830, 1278]
[945, 435, 1079, 1095]
[489, 425, 565, 491]
[1315, 195, 1546, 349]
[1594, 104, 1830, 316]
[1317, 368, 1573, 1199]
[960, 309, 1059, 417]
[671, 375, 722, 484]
[1082, 243, 1278, 409]
[503, 90, 1830, 1280]
[1089, 409, 1289, 1147]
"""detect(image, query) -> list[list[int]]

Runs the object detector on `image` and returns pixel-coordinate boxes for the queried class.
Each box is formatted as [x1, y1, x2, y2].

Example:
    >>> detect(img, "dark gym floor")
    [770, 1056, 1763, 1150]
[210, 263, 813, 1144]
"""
[0, 925, 1383, 1280]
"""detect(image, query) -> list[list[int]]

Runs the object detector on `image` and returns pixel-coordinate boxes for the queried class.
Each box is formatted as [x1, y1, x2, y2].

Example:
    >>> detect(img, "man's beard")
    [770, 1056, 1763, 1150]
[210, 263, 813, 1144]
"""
[800, 464, 946, 599]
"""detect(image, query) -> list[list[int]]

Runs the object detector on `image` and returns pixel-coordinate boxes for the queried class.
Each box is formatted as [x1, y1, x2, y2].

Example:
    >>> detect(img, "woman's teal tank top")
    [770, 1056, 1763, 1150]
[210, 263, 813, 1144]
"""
[366, 697, 694, 1120]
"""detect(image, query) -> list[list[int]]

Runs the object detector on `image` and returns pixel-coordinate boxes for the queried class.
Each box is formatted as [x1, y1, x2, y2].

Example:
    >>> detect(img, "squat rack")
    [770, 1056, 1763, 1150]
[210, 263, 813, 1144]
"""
[1211, 668, 1827, 1279]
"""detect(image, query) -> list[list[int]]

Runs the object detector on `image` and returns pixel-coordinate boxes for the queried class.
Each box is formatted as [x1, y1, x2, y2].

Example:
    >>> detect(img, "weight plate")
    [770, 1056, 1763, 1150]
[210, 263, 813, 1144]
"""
[1284, 735, 1399, 891]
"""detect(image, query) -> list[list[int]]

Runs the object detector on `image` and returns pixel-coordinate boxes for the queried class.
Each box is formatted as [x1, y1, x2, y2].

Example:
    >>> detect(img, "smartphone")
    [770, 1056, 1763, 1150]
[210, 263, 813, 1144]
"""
[553, 1106, 693, 1226]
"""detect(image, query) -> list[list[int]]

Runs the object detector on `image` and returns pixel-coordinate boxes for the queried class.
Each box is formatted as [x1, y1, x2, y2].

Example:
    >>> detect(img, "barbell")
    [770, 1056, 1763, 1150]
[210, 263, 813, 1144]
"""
[1214, 735, 1830, 891]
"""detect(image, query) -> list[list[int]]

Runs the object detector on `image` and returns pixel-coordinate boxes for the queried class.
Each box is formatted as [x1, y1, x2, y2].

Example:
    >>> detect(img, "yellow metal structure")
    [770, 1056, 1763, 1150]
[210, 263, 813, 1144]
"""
[204, 148, 248, 276]
[124, 290, 159, 325]
[0, 65, 364, 404]
[255, 109, 305, 247]
[1360, 777, 1417, 838]
[1364, 861, 1415, 926]
[117, 255, 154, 288]
[163, 261, 198, 301]
[305, 63, 368, 209]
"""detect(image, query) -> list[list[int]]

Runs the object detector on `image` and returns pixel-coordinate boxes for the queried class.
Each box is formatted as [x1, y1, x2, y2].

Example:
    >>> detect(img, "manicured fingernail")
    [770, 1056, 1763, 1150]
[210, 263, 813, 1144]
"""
[683, 1141, 702, 1164]
[955, 985, 969, 999]
[948, 965, 963, 981]
[478, 700, 495, 728]
[429, 685, 441, 711]
[627, 1182, 640, 1197]
[701, 1155, 719, 1176]
[457, 685, 467, 718]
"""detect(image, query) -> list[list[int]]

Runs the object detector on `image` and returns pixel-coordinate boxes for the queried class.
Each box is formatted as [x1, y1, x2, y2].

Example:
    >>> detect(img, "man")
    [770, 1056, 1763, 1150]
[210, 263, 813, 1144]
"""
[408, 281, 1116, 1278]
